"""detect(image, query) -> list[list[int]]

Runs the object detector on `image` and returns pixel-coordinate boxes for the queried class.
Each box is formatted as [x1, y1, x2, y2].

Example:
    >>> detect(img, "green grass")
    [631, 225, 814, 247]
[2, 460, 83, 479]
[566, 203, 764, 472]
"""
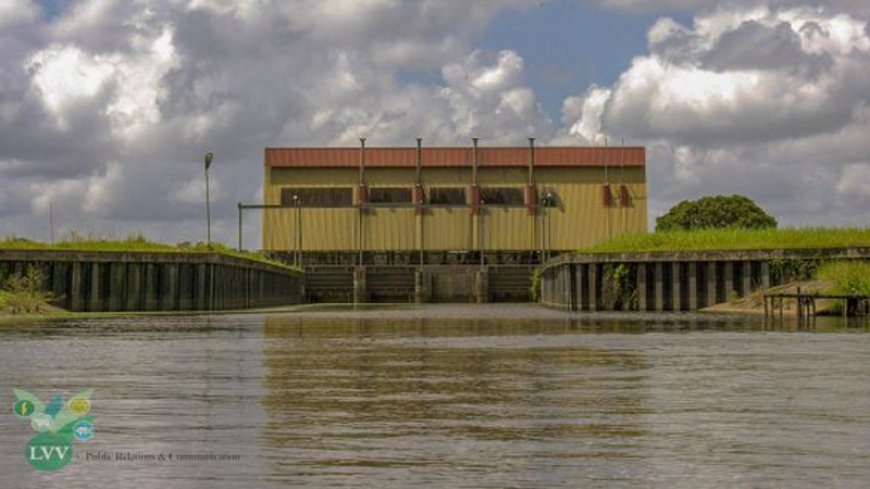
[583, 228, 870, 253]
[818, 261, 870, 296]
[0, 233, 298, 271]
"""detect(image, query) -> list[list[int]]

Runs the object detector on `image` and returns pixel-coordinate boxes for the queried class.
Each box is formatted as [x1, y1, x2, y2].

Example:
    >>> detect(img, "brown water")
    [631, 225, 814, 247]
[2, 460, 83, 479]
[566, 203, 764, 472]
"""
[1, 304, 869, 488]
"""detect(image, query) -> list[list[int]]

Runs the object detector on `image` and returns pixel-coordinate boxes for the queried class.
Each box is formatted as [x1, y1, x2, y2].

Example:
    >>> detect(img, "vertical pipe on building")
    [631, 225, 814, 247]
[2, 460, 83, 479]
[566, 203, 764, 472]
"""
[359, 137, 366, 186]
[528, 137, 535, 186]
[416, 138, 424, 266]
[297, 198, 303, 268]
[527, 137, 538, 260]
[416, 137, 422, 186]
[471, 137, 479, 187]
[358, 137, 366, 266]
[471, 137, 481, 260]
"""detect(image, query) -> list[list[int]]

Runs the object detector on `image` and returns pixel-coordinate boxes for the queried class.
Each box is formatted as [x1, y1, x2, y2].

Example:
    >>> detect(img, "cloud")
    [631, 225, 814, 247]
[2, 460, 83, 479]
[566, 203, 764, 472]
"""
[0, 0, 39, 27]
[2, 0, 868, 248]
[563, 5, 870, 226]
[595, 0, 870, 17]
[1, 0, 546, 246]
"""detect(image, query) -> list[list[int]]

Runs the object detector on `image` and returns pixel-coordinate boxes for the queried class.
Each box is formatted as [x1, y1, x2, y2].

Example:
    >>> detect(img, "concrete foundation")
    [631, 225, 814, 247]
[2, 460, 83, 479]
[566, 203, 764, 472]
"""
[475, 269, 489, 303]
[539, 247, 870, 312]
[0, 250, 303, 313]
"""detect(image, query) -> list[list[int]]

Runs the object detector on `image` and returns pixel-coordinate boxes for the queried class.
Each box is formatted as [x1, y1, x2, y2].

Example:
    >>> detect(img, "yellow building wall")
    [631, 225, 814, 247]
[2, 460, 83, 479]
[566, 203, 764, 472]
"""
[263, 166, 647, 252]
[537, 167, 647, 250]
[363, 208, 416, 251]
[423, 208, 472, 251]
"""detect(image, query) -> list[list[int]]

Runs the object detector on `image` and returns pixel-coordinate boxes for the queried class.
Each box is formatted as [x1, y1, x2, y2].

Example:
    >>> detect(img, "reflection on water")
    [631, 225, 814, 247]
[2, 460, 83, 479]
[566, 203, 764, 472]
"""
[0, 305, 868, 488]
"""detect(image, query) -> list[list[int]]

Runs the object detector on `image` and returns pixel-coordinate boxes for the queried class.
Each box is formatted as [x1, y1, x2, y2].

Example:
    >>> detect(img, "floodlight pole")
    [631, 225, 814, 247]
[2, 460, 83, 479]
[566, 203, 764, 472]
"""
[49, 201, 55, 245]
[204, 152, 214, 247]
[237, 202, 243, 251]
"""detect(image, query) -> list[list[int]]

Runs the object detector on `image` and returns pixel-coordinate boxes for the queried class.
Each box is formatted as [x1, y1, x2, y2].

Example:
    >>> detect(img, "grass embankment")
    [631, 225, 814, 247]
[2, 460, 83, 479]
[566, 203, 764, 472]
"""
[0, 234, 297, 271]
[583, 227, 870, 253]
[818, 261, 870, 297]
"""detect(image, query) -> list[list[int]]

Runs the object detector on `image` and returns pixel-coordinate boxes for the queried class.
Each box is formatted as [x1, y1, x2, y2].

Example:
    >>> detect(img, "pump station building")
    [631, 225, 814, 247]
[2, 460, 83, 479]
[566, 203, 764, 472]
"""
[260, 139, 646, 302]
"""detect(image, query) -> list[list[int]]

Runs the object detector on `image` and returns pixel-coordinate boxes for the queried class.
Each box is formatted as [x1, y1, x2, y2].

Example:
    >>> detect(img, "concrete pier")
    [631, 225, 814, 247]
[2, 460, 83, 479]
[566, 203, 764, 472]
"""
[475, 269, 489, 303]
[687, 261, 698, 311]
[724, 262, 734, 300]
[654, 263, 664, 312]
[705, 261, 717, 308]
[588, 264, 598, 312]
[637, 264, 647, 311]
[739, 260, 749, 297]
[539, 247, 870, 312]
[0, 250, 303, 313]
[353, 266, 367, 304]
[414, 269, 430, 303]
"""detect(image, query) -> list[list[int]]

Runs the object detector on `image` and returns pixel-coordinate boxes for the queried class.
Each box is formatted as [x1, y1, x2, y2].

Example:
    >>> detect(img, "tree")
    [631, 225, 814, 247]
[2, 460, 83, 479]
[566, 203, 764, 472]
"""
[656, 195, 777, 231]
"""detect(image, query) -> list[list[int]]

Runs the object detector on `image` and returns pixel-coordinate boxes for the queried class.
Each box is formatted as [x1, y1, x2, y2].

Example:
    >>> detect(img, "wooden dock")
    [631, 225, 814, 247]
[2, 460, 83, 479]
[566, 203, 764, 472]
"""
[763, 287, 870, 324]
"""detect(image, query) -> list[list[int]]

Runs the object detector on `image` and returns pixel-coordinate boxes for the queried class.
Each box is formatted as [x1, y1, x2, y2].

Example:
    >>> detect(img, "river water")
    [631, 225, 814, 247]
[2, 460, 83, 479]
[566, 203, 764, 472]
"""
[1, 304, 868, 488]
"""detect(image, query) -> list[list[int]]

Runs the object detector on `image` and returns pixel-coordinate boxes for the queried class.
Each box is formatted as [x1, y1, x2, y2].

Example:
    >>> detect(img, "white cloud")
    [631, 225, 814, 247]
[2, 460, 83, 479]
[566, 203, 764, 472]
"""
[2, 0, 545, 245]
[3, 0, 869, 246]
[27, 26, 178, 136]
[564, 6, 870, 226]
[0, 0, 38, 27]
[27, 45, 115, 130]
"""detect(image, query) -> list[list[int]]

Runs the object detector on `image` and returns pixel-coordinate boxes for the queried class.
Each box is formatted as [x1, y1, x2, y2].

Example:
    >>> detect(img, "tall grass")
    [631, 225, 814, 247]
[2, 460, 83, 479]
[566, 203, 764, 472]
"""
[818, 261, 870, 296]
[0, 232, 297, 271]
[583, 228, 870, 253]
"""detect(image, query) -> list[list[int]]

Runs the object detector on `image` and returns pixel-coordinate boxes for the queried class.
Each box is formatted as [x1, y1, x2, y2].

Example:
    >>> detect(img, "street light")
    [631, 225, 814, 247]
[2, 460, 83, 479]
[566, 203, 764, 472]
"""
[204, 151, 214, 247]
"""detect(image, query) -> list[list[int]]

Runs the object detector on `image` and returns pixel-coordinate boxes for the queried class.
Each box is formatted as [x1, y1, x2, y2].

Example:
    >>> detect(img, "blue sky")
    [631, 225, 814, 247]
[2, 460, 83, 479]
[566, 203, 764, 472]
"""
[479, 1, 692, 119]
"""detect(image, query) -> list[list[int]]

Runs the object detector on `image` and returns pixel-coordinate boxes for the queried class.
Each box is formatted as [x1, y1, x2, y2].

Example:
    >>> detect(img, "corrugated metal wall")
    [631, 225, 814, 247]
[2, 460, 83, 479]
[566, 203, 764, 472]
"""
[423, 208, 472, 251]
[262, 166, 647, 252]
[483, 208, 534, 250]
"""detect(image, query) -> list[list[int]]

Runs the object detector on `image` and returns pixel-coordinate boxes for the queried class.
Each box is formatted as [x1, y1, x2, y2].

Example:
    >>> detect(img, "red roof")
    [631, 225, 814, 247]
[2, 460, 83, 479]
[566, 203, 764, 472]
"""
[265, 146, 645, 168]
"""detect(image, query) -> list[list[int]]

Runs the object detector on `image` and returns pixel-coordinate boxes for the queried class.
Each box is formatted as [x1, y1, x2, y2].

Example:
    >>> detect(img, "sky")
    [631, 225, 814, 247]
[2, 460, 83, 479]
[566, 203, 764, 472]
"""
[1, 0, 869, 248]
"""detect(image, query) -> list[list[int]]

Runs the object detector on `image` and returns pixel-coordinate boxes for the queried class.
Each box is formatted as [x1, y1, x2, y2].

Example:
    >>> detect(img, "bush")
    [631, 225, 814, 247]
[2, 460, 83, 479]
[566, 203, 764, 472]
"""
[656, 195, 777, 232]
[530, 269, 542, 302]
[2, 265, 52, 314]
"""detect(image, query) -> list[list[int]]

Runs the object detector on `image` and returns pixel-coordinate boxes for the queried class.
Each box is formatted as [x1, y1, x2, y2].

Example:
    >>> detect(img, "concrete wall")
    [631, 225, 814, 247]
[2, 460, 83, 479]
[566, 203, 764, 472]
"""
[303, 264, 534, 303]
[0, 250, 303, 312]
[539, 248, 870, 312]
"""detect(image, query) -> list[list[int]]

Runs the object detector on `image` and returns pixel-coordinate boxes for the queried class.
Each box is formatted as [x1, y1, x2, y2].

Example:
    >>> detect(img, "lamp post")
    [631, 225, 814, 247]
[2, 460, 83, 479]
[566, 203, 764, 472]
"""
[237, 202, 243, 251]
[204, 152, 213, 247]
